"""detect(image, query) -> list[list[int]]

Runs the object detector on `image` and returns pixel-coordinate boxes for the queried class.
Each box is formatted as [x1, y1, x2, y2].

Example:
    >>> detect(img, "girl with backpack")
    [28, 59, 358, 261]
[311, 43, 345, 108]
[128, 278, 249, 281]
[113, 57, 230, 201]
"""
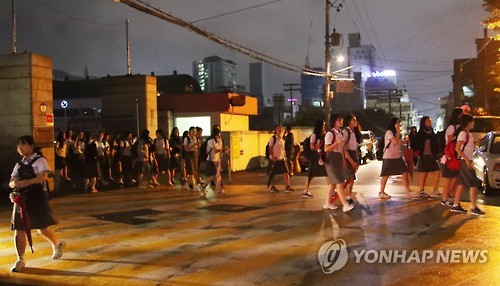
[379, 117, 417, 199]
[414, 116, 441, 199]
[267, 125, 294, 193]
[302, 120, 327, 198]
[324, 113, 354, 212]
[343, 115, 360, 205]
[451, 114, 485, 215]
[168, 127, 182, 185]
[440, 107, 463, 207]
[9, 135, 65, 272]
[83, 131, 99, 193]
[200, 126, 227, 195]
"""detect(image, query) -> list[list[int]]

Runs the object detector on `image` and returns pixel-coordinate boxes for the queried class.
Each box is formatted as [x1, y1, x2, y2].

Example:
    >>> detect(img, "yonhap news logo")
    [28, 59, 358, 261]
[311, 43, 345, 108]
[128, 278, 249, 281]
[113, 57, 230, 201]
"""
[318, 239, 488, 274]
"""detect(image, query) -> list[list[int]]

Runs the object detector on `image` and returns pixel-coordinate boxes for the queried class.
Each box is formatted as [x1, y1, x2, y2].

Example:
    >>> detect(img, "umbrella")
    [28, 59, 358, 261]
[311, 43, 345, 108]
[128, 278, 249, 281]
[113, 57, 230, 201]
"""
[13, 194, 34, 253]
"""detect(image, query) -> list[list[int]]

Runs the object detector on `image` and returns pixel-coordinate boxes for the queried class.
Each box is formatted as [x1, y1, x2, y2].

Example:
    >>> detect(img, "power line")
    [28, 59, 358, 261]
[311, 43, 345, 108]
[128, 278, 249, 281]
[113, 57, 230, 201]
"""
[191, 0, 284, 23]
[37, 0, 121, 26]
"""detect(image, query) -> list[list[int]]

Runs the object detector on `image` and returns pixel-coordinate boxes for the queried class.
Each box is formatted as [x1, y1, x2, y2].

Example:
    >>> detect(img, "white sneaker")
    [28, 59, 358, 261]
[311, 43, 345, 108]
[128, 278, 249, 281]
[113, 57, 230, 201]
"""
[407, 191, 420, 199]
[216, 189, 226, 195]
[194, 184, 203, 192]
[430, 189, 441, 198]
[52, 241, 66, 259]
[323, 203, 338, 210]
[343, 203, 355, 213]
[378, 192, 391, 199]
[10, 259, 25, 272]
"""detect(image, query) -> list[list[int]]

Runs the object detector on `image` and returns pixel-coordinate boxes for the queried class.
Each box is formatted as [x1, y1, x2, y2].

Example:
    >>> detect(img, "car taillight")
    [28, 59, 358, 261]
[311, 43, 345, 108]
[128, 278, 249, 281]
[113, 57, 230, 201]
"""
[495, 163, 500, 171]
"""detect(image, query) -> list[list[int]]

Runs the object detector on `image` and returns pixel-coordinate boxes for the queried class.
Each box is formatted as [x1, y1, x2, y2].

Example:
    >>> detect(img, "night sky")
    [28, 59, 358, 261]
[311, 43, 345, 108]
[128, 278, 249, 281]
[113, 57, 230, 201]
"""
[0, 0, 489, 117]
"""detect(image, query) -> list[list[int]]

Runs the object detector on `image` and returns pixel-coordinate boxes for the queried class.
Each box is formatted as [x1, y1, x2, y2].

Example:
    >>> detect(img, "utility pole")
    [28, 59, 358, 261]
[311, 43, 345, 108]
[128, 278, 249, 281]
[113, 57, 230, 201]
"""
[283, 83, 300, 125]
[324, 0, 331, 121]
[126, 19, 131, 75]
[12, 0, 16, 54]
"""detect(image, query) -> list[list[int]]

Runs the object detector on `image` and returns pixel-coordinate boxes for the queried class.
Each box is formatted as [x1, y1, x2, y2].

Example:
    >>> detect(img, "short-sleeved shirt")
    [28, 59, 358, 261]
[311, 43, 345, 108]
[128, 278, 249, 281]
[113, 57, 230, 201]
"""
[184, 136, 198, 152]
[325, 129, 343, 153]
[55, 141, 67, 158]
[310, 133, 323, 151]
[445, 125, 457, 144]
[120, 140, 132, 157]
[268, 135, 285, 160]
[154, 138, 168, 155]
[343, 128, 357, 151]
[207, 138, 223, 162]
[383, 130, 401, 159]
[75, 140, 85, 154]
[96, 140, 109, 157]
[11, 153, 51, 178]
[458, 131, 473, 160]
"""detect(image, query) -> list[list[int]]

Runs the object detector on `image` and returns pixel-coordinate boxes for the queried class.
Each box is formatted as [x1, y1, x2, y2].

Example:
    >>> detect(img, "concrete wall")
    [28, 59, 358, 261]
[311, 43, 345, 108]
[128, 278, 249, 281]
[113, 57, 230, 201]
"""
[0, 53, 54, 187]
[101, 75, 158, 134]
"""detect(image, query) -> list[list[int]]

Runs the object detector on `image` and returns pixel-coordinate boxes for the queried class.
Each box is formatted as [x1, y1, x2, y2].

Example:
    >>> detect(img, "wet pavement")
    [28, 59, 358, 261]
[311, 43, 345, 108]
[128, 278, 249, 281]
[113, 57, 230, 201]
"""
[0, 160, 498, 285]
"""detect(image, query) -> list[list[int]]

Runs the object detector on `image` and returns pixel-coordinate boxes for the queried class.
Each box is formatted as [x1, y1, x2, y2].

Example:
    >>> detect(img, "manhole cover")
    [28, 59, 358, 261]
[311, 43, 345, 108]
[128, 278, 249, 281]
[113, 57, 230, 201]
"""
[200, 204, 263, 213]
[91, 208, 162, 225]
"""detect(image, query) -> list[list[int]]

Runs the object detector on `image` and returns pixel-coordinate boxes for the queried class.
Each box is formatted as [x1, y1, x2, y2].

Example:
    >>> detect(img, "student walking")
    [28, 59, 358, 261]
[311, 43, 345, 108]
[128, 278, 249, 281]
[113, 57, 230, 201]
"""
[440, 107, 463, 206]
[379, 117, 417, 199]
[136, 130, 153, 189]
[184, 127, 201, 191]
[55, 131, 69, 181]
[451, 114, 485, 215]
[267, 125, 295, 193]
[201, 126, 227, 195]
[323, 114, 354, 212]
[284, 125, 295, 175]
[96, 131, 110, 186]
[83, 131, 99, 193]
[154, 129, 171, 186]
[343, 115, 360, 205]
[120, 131, 135, 186]
[302, 120, 327, 198]
[414, 116, 441, 198]
[169, 127, 182, 185]
[9, 135, 65, 272]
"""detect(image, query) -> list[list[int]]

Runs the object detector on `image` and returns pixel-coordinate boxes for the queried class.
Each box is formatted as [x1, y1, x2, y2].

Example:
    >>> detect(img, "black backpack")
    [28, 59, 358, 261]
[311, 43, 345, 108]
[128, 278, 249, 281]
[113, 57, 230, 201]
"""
[376, 133, 392, 161]
[130, 141, 139, 159]
[302, 136, 312, 159]
[199, 137, 213, 162]
[265, 135, 277, 158]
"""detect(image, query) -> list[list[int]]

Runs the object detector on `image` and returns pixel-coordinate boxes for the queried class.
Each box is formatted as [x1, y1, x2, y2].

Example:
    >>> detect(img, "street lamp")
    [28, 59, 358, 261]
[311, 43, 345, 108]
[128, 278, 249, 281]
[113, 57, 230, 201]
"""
[336, 55, 345, 63]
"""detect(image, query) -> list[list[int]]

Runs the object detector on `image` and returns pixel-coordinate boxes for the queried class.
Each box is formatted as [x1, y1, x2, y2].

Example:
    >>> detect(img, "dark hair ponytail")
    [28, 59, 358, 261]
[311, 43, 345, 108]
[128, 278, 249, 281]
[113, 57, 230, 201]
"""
[17, 135, 43, 156]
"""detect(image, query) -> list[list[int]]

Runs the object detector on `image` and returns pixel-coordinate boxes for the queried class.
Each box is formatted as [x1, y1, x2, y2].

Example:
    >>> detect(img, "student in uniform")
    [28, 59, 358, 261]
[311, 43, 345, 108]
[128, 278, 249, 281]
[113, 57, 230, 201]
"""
[83, 131, 99, 193]
[343, 115, 360, 205]
[284, 125, 295, 175]
[96, 131, 110, 187]
[110, 132, 123, 185]
[201, 126, 228, 195]
[451, 114, 485, 215]
[440, 107, 463, 206]
[267, 125, 295, 193]
[64, 129, 74, 180]
[168, 127, 182, 185]
[414, 116, 441, 198]
[55, 131, 69, 181]
[323, 113, 354, 212]
[195, 127, 204, 184]
[302, 120, 327, 198]
[154, 129, 171, 186]
[379, 117, 417, 199]
[120, 131, 135, 186]
[9, 135, 65, 272]
[136, 129, 153, 189]
[184, 127, 201, 191]
[72, 131, 85, 180]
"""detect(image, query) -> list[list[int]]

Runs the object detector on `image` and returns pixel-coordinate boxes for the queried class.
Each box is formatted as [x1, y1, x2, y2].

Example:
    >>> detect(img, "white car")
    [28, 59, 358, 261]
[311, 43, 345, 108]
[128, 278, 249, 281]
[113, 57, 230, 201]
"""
[473, 132, 500, 195]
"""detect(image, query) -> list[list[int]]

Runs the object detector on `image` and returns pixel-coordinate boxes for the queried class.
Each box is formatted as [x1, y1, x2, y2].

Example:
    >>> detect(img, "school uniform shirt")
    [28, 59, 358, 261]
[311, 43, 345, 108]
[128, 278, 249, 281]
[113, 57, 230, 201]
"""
[55, 141, 67, 158]
[96, 140, 109, 157]
[120, 140, 132, 157]
[325, 129, 344, 153]
[184, 136, 199, 152]
[11, 153, 51, 179]
[343, 128, 358, 151]
[268, 136, 285, 160]
[383, 130, 401, 159]
[309, 133, 323, 151]
[445, 125, 458, 144]
[75, 140, 85, 155]
[207, 138, 223, 162]
[137, 139, 150, 162]
[154, 138, 168, 155]
[457, 131, 474, 160]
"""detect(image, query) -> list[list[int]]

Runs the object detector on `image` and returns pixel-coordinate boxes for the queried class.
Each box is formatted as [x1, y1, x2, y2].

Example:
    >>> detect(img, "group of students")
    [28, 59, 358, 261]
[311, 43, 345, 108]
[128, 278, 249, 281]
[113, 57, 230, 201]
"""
[379, 107, 484, 215]
[53, 125, 229, 195]
[266, 114, 360, 213]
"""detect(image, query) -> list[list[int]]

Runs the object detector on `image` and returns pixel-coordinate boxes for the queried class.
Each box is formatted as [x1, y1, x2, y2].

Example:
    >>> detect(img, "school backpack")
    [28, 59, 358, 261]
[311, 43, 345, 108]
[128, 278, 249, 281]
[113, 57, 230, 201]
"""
[376, 134, 391, 161]
[443, 132, 469, 171]
[199, 137, 213, 162]
[265, 135, 277, 158]
[130, 141, 139, 159]
[302, 136, 312, 159]
[84, 141, 98, 164]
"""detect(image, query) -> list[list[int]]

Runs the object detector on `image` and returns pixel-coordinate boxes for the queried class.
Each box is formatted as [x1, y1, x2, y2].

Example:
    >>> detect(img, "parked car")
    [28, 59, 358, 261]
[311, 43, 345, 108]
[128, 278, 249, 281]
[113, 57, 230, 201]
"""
[471, 116, 500, 143]
[360, 130, 377, 163]
[473, 131, 500, 195]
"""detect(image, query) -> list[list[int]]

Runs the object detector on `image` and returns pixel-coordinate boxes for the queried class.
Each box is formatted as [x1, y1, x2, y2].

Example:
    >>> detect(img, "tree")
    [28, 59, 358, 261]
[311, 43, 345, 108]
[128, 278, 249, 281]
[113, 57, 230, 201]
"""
[483, 0, 500, 93]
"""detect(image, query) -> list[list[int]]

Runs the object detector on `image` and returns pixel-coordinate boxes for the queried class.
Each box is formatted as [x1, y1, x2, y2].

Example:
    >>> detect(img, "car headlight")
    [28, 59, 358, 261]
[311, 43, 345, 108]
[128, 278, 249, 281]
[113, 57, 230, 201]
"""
[494, 163, 500, 172]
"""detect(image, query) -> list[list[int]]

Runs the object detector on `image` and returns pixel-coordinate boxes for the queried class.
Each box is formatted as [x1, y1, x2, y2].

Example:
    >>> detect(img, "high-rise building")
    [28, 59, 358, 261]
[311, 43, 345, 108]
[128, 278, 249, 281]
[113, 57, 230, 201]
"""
[347, 33, 376, 79]
[300, 67, 325, 106]
[249, 62, 265, 107]
[193, 56, 237, 93]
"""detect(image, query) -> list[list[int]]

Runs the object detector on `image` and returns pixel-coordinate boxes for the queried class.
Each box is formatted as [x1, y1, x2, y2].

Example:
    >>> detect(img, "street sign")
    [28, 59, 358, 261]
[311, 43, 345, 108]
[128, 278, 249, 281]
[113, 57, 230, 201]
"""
[61, 100, 68, 109]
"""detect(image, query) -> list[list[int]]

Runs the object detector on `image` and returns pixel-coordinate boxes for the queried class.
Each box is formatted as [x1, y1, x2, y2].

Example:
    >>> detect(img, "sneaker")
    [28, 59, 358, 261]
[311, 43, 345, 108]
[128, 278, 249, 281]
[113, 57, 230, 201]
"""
[269, 186, 280, 193]
[216, 189, 226, 195]
[10, 259, 25, 272]
[343, 203, 355, 213]
[285, 186, 295, 192]
[188, 184, 194, 191]
[470, 206, 485, 215]
[406, 191, 420, 199]
[440, 200, 449, 206]
[451, 204, 467, 214]
[195, 183, 203, 192]
[90, 188, 99, 193]
[347, 198, 354, 205]
[378, 192, 391, 199]
[302, 191, 313, 198]
[323, 203, 338, 210]
[419, 190, 430, 199]
[52, 241, 66, 259]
